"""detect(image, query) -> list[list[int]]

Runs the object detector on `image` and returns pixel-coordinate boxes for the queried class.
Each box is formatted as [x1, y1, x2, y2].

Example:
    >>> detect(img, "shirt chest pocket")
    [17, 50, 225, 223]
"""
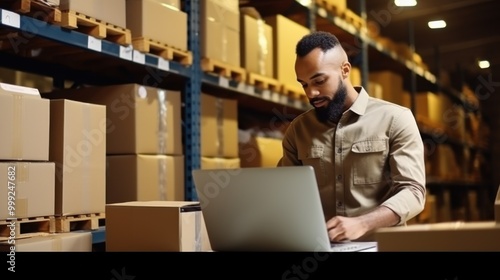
[298, 146, 326, 186]
[351, 139, 388, 185]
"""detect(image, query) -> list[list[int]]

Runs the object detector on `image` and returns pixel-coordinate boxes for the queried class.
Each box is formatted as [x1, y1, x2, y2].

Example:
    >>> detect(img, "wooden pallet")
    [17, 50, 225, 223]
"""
[201, 57, 246, 83]
[0, 216, 55, 241]
[280, 83, 306, 101]
[132, 37, 192, 66]
[58, 10, 131, 46]
[247, 72, 281, 92]
[314, 0, 344, 16]
[54, 212, 105, 233]
[0, 0, 61, 22]
[341, 9, 366, 30]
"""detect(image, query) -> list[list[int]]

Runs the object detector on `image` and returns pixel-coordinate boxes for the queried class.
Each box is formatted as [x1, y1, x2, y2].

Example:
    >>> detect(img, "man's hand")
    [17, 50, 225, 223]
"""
[326, 216, 367, 241]
[326, 206, 401, 241]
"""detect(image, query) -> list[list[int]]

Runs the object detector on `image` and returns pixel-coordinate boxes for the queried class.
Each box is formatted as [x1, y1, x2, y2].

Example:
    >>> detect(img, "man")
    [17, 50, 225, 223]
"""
[277, 31, 426, 242]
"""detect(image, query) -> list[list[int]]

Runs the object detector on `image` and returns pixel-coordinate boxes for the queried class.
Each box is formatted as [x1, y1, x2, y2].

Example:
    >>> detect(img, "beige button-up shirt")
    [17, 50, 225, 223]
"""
[278, 87, 426, 225]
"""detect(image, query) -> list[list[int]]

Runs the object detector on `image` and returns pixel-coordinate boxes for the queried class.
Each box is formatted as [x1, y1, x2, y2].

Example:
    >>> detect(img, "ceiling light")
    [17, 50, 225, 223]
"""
[478, 60, 490, 69]
[395, 0, 417, 7]
[428, 20, 446, 29]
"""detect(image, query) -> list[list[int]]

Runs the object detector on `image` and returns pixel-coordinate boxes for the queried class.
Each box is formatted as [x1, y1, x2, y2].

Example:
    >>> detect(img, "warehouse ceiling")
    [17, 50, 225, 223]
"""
[240, 0, 500, 92]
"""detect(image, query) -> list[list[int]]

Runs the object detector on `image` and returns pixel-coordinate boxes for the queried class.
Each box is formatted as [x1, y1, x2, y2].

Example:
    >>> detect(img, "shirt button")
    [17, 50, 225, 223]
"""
[337, 148, 342, 153]
[337, 175, 342, 181]
[337, 201, 343, 207]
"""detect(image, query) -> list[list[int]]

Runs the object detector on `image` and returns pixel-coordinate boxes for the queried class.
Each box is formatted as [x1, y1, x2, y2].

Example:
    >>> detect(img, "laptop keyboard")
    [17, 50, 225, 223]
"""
[330, 241, 377, 252]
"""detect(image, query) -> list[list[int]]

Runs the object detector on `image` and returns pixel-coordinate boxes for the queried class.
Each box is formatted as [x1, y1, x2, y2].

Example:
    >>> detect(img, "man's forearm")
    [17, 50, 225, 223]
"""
[358, 205, 400, 234]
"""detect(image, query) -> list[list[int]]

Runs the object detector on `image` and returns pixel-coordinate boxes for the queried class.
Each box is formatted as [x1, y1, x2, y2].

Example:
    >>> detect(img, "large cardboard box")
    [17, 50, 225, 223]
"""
[0, 83, 50, 161]
[239, 136, 283, 167]
[49, 99, 106, 216]
[126, 0, 187, 50]
[59, 0, 126, 27]
[0, 232, 92, 252]
[201, 157, 240, 169]
[240, 14, 274, 78]
[0, 162, 55, 220]
[106, 154, 185, 204]
[106, 201, 211, 251]
[368, 70, 404, 106]
[376, 221, 500, 251]
[43, 84, 182, 155]
[201, 0, 240, 66]
[200, 93, 238, 158]
[264, 14, 310, 87]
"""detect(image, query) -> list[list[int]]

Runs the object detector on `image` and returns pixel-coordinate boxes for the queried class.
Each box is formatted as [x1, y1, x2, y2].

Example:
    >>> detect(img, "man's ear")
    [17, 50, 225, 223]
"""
[341, 61, 351, 79]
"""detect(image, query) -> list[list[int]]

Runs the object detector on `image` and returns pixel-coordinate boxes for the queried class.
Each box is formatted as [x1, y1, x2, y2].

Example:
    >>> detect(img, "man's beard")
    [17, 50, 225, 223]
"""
[311, 79, 347, 123]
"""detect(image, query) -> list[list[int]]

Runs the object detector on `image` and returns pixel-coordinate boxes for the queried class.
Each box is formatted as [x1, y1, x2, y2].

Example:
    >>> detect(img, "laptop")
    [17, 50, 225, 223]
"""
[192, 166, 377, 252]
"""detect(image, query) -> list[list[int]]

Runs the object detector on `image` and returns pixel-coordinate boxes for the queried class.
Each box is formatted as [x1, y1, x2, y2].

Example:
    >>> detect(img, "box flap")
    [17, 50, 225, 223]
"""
[0, 83, 40, 97]
[106, 200, 199, 208]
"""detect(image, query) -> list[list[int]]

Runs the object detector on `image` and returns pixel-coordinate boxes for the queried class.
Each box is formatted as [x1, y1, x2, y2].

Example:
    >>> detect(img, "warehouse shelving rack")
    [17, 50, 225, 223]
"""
[0, 0, 495, 236]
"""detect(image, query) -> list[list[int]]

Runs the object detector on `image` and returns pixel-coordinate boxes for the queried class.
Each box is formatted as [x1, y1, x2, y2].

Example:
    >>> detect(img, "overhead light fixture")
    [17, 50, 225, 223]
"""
[428, 20, 446, 29]
[395, 0, 417, 7]
[479, 60, 490, 69]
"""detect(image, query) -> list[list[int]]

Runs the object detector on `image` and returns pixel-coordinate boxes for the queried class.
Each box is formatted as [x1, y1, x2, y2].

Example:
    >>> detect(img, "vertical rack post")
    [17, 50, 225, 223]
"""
[307, 1, 316, 32]
[408, 19, 417, 115]
[184, 0, 201, 201]
[359, 0, 368, 90]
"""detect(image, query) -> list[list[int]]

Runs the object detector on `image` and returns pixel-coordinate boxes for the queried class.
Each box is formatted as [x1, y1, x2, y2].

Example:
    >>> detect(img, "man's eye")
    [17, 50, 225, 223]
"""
[315, 80, 325, 85]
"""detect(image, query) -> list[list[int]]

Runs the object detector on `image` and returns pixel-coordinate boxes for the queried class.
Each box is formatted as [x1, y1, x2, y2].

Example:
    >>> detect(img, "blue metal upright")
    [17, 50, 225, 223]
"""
[184, 0, 201, 201]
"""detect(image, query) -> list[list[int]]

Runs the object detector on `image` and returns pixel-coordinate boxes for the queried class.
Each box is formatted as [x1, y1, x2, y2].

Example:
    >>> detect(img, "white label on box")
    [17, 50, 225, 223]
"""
[87, 36, 102, 52]
[218, 77, 229, 88]
[133, 50, 145, 64]
[0, 83, 40, 96]
[262, 89, 271, 100]
[1, 10, 20, 28]
[158, 57, 170, 71]
[271, 92, 280, 103]
[119, 45, 133, 60]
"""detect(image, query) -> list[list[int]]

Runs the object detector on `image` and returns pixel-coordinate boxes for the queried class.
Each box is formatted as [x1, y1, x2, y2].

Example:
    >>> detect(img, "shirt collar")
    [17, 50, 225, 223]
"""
[348, 86, 369, 116]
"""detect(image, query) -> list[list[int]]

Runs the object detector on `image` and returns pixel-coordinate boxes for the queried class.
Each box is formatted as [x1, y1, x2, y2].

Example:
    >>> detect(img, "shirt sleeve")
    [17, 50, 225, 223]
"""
[277, 121, 301, 167]
[381, 108, 427, 225]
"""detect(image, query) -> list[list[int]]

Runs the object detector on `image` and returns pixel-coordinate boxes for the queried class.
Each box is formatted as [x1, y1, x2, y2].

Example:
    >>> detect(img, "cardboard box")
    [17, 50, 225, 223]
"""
[43, 84, 182, 155]
[126, 0, 187, 50]
[264, 14, 310, 87]
[368, 70, 404, 106]
[49, 99, 106, 216]
[0, 232, 92, 252]
[200, 93, 238, 158]
[239, 136, 283, 167]
[106, 154, 185, 204]
[0, 83, 50, 161]
[201, 157, 240, 169]
[201, 0, 240, 66]
[376, 221, 500, 251]
[0, 162, 55, 220]
[106, 201, 211, 252]
[240, 14, 274, 77]
[59, 0, 126, 27]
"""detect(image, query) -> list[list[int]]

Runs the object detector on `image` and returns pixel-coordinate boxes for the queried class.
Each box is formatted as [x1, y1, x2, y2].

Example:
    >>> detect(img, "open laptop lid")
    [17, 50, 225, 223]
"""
[192, 166, 332, 252]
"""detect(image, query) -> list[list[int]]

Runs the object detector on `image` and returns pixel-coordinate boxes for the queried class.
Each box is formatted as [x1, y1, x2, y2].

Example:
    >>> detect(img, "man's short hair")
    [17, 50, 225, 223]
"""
[295, 31, 341, 57]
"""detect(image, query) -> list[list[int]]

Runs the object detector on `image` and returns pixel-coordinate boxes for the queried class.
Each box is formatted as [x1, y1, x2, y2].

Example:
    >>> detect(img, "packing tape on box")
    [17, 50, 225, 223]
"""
[216, 98, 224, 157]
[12, 95, 23, 159]
[257, 19, 269, 76]
[158, 156, 167, 200]
[51, 234, 63, 251]
[13, 162, 29, 217]
[195, 210, 202, 251]
[157, 89, 168, 154]
[81, 105, 91, 213]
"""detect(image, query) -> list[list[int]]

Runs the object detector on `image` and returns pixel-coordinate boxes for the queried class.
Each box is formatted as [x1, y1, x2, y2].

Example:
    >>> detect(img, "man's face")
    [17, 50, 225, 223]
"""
[295, 48, 347, 123]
